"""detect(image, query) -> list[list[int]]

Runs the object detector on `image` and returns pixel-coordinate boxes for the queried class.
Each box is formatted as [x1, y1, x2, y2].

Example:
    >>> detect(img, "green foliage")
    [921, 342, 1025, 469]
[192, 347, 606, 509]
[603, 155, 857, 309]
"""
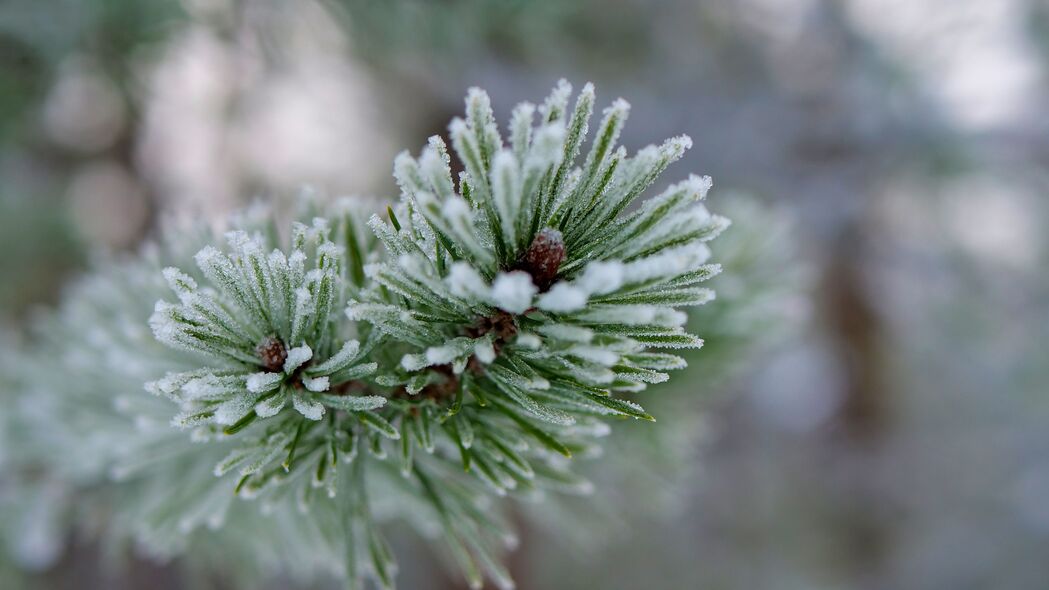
[2, 81, 734, 590]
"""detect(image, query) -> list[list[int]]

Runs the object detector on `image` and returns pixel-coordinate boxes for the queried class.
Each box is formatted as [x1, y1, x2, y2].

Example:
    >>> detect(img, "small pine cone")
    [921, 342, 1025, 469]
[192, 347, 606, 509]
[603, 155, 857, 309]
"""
[256, 336, 287, 372]
[520, 228, 565, 291]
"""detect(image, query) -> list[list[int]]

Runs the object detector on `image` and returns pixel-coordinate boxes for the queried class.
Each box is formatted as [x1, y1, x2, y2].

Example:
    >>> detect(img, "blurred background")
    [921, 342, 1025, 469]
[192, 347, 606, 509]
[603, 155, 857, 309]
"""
[1, 0, 1047, 589]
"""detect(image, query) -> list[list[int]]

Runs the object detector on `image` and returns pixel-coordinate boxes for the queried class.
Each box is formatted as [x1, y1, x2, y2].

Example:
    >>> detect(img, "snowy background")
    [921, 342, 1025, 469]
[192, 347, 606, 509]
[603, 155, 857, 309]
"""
[1, 0, 1047, 589]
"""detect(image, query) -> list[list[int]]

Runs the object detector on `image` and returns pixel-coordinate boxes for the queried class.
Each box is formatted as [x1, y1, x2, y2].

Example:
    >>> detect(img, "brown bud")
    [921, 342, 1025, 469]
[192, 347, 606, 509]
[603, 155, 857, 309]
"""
[488, 310, 518, 343]
[465, 310, 517, 344]
[519, 228, 565, 291]
[256, 336, 287, 372]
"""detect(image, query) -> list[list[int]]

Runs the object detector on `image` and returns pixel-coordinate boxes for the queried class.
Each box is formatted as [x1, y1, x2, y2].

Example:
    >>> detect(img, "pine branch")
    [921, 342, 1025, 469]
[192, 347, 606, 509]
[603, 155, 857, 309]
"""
[3, 81, 734, 590]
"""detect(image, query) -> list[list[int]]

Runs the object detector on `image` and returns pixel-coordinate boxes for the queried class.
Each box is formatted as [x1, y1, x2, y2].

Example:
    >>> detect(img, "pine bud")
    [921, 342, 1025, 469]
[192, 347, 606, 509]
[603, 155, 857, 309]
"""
[466, 310, 517, 344]
[519, 228, 565, 291]
[256, 336, 287, 372]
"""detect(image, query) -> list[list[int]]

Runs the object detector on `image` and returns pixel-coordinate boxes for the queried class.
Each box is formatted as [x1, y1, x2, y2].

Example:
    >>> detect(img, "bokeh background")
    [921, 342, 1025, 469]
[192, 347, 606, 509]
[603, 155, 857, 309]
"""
[1, 1, 1047, 589]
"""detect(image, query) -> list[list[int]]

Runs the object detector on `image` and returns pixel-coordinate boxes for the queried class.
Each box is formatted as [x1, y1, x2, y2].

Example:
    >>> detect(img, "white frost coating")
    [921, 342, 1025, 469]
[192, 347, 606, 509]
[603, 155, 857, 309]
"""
[267, 248, 288, 269]
[583, 302, 654, 321]
[524, 374, 550, 390]
[143, 380, 170, 400]
[254, 391, 288, 417]
[283, 344, 313, 373]
[401, 353, 427, 371]
[344, 303, 363, 321]
[292, 391, 325, 420]
[442, 197, 493, 267]
[510, 101, 535, 160]
[541, 79, 572, 120]
[690, 204, 713, 227]
[670, 134, 693, 153]
[657, 309, 689, 327]
[288, 249, 307, 270]
[246, 372, 282, 393]
[308, 339, 360, 375]
[316, 242, 341, 263]
[405, 339, 475, 369]
[572, 362, 615, 385]
[152, 370, 200, 395]
[567, 346, 619, 366]
[310, 216, 331, 236]
[426, 344, 459, 365]
[148, 301, 181, 343]
[162, 267, 197, 300]
[290, 287, 314, 339]
[536, 282, 587, 312]
[442, 195, 471, 218]
[152, 373, 180, 395]
[514, 333, 541, 349]
[367, 212, 393, 236]
[536, 323, 594, 342]
[622, 244, 710, 284]
[491, 271, 536, 314]
[528, 122, 566, 167]
[420, 142, 453, 199]
[692, 174, 716, 200]
[182, 376, 242, 399]
[577, 305, 685, 326]
[448, 116, 469, 143]
[474, 338, 496, 363]
[193, 246, 226, 274]
[452, 356, 469, 374]
[609, 97, 631, 115]
[576, 261, 624, 295]
[224, 230, 258, 254]
[490, 150, 521, 247]
[172, 409, 214, 429]
[394, 152, 422, 196]
[302, 376, 329, 392]
[396, 253, 425, 274]
[447, 262, 489, 300]
[215, 395, 259, 425]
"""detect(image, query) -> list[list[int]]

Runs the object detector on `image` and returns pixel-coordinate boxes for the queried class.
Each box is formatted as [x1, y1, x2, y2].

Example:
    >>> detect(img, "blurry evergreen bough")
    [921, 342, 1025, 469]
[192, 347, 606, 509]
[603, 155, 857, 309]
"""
[10, 81, 730, 589]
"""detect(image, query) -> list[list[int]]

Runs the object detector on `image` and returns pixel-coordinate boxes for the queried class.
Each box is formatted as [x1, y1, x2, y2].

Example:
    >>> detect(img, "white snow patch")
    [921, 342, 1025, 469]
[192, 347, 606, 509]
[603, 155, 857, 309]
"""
[536, 283, 587, 312]
[302, 376, 330, 392]
[283, 344, 313, 373]
[490, 271, 536, 314]
[447, 262, 489, 300]
[292, 391, 324, 420]
[576, 261, 624, 295]
[246, 372, 282, 393]
[474, 338, 497, 363]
